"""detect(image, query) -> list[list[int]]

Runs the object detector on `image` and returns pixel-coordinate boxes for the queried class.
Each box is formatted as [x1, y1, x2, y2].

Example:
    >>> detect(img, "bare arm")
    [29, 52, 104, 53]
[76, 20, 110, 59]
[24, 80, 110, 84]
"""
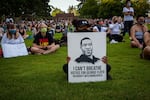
[32, 43, 43, 49]
[130, 26, 141, 47]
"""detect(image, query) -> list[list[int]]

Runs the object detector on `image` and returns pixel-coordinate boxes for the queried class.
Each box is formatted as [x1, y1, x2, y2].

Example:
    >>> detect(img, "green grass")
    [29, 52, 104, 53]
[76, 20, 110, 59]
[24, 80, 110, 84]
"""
[147, 24, 150, 30]
[0, 33, 150, 100]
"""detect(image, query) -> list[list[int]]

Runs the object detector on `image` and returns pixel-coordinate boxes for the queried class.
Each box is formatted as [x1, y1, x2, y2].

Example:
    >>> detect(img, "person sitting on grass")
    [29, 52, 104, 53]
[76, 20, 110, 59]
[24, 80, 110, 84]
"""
[1, 23, 24, 44]
[30, 23, 60, 55]
[130, 15, 148, 49]
[19, 26, 29, 39]
[63, 19, 112, 80]
[141, 30, 150, 59]
[108, 16, 123, 43]
[1, 23, 28, 58]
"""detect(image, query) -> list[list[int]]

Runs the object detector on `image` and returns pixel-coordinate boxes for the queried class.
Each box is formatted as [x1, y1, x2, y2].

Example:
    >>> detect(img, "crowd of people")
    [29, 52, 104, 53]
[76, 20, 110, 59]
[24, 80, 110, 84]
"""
[0, 0, 150, 81]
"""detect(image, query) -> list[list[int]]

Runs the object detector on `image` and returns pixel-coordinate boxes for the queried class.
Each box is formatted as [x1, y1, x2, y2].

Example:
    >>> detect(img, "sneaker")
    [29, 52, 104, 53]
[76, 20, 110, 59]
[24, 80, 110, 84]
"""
[110, 39, 118, 44]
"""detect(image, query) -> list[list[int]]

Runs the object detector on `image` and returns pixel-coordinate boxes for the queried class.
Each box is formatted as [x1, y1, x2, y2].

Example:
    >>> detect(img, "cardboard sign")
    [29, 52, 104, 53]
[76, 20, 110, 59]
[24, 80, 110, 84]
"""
[2, 43, 28, 58]
[67, 32, 107, 83]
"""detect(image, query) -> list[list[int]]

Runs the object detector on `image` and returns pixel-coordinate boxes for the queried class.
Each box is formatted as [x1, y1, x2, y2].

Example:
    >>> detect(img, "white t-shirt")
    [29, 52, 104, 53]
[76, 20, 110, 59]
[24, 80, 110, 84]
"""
[123, 7, 134, 21]
[1, 33, 24, 44]
[109, 23, 121, 35]
[93, 26, 100, 32]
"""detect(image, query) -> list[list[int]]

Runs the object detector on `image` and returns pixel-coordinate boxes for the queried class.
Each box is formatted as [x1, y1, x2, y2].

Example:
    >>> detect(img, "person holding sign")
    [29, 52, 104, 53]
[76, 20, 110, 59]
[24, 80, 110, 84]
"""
[1, 23, 24, 44]
[1, 23, 28, 58]
[63, 20, 112, 81]
[30, 23, 60, 55]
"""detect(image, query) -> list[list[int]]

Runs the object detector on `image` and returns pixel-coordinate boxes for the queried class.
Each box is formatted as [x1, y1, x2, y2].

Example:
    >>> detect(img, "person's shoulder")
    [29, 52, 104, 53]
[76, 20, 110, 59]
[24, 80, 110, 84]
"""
[33, 32, 41, 39]
[46, 32, 52, 36]
[3, 33, 7, 37]
[123, 7, 127, 10]
[35, 32, 41, 36]
[131, 24, 137, 28]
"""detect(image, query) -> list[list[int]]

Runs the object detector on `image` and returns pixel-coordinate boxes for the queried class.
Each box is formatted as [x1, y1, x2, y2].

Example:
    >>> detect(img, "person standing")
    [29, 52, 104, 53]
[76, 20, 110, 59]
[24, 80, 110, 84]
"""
[122, 0, 134, 38]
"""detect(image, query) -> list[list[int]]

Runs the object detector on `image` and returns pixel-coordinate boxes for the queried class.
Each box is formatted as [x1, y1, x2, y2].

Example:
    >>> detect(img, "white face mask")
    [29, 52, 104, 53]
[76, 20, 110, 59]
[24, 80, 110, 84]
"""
[128, 3, 131, 7]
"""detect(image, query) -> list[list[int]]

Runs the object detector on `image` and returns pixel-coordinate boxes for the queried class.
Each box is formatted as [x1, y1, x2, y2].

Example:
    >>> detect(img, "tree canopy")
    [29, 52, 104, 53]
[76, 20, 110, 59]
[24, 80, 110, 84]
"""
[78, 0, 150, 18]
[0, 0, 51, 17]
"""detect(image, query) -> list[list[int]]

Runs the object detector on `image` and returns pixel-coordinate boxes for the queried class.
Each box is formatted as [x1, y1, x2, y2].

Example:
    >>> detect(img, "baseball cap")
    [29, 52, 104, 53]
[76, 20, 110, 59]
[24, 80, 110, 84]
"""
[77, 20, 90, 27]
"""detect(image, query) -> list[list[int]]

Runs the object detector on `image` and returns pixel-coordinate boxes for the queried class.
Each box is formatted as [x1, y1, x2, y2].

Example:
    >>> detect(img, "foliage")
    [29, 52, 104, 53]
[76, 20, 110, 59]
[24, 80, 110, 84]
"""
[79, 0, 99, 18]
[132, 0, 150, 16]
[98, 0, 123, 18]
[51, 8, 64, 17]
[0, 0, 51, 17]
[78, 0, 150, 19]
[68, 6, 80, 16]
[0, 33, 150, 100]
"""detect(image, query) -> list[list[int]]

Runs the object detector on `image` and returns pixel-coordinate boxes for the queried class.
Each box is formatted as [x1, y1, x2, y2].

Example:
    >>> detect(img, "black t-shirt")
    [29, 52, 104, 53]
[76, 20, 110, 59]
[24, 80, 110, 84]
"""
[33, 32, 54, 46]
[75, 29, 92, 32]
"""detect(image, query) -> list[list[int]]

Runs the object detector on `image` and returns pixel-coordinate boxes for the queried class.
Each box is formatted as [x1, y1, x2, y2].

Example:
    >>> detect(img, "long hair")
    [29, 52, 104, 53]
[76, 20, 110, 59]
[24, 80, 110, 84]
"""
[7, 23, 19, 39]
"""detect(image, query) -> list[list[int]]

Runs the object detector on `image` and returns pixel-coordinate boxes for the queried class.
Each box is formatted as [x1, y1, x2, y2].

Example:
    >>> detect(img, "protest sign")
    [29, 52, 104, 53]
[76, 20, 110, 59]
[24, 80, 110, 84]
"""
[2, 43, 28, 58]
[68, 32, 106, 83]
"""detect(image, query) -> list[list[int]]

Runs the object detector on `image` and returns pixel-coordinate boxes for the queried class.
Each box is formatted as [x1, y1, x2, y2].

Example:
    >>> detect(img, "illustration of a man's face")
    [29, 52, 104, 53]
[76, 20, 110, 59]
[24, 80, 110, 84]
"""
[80, 38, 93, 56]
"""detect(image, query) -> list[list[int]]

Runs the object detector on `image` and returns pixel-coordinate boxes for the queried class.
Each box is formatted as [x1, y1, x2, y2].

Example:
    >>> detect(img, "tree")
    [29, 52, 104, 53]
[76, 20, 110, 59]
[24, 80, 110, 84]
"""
[79, 0, 99, 18]
[51, 8, 64, 17]
[77, 0, 150, 18]
[0, 0, 51, 17]
[68, 6, 80, 16]
[97, 0, 123, 19]
[132, 0, 150, 17]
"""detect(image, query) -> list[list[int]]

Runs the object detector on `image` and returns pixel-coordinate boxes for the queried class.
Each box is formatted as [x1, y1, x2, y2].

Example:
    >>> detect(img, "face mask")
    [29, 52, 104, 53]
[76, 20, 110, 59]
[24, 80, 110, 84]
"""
[41, 28, 47, 33]
[9, 29, 16, 34]
[139, 21, 145, 25]
[128, 3, 131, 6]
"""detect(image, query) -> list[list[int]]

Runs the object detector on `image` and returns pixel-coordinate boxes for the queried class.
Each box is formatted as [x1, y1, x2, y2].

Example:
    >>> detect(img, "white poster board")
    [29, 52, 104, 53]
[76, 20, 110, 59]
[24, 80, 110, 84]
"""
[2, 43, 28, 58]
[68, 32, 106, 83]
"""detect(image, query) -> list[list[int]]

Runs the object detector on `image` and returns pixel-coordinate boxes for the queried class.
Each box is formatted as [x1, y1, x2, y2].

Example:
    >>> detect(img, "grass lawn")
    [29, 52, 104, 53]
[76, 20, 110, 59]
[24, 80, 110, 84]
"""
[0, 33, 150, 100]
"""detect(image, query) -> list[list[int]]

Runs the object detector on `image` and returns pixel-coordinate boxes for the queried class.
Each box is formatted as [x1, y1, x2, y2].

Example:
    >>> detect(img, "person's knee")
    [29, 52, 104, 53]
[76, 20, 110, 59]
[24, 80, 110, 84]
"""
[143, 46, 150, 59]
[30, 47, 39, 51]
[130, 41, 138, 48]
[51, 45, 60, 52]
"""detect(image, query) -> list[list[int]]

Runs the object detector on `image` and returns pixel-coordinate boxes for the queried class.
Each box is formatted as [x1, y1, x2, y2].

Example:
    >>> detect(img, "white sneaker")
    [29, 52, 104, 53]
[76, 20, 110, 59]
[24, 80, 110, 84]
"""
[110, 39, 118, 44]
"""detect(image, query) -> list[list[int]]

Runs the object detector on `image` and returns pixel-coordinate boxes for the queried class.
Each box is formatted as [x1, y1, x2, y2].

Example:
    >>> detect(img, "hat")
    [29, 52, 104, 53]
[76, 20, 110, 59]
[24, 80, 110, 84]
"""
[76, 20, 90, 27]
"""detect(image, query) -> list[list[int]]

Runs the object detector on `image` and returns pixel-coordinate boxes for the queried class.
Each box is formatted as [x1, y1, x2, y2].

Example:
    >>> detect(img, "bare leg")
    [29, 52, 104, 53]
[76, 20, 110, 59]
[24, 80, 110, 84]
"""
[43, 44, 60, 54]
[30, 47, 45, 54]
[131, 41, 138, 48]
[143, 46, 150, 59]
